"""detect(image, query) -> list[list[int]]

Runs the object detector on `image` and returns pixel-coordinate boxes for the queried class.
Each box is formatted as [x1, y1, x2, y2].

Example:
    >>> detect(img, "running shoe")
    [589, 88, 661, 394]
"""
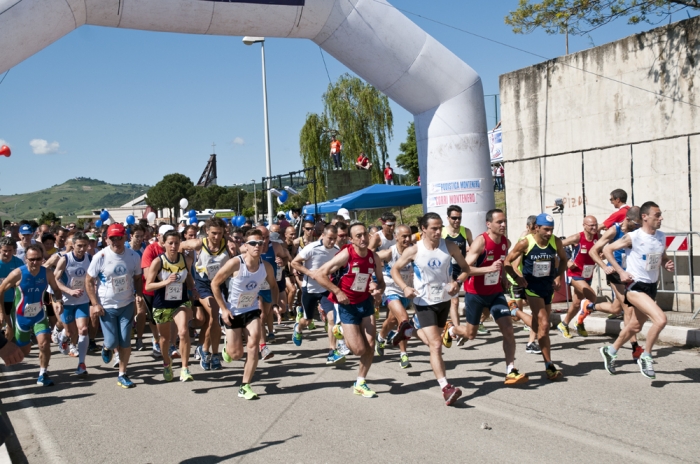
[545, 364, 563, 381]
[112, 353, 120, 368]
[101, 347, 113, 364]
[456, 336, 467, 346]
[308, 320, 316, 330]
[632, 345, 644, 361]
[88, 339, 100, 352]
[412, 314, 421, 330]
[51, 327, 60, 344]
[200, 352, 211, 370]
[374, 307, 380, 319]
[522, 325, 531, 332]
[557, 322, 573, 339]
[638, 354, 656, 379]
[135, 338, 144, 351]
[442, 384, 462, 406]
[400, 354, 411, 369]
[211, 353, 222, 370]
[375, 336, 385, 356]
[194, 345, 203, 361]
[292, 323, 302, 347]
[505, 369, 529, 385]
[152, 340, 162, 358]
[295, 306, 303, 322]
[37, 373, 54, 387]
[238, 384, 258, 400]
[75, 363, 88, 377]
[69, 345, 79, 357]
[332, 324, 344, 340]
[337, 340, 351, 357]
[261, 345, 274, 361]
[163, 364, 173, 382]
[392, 320, 413, 346]
[267, 332, 276, 343]
[59, 338, 69, 356]
[386, 330, 397, 346]
[353, 381, 377, 398]
[525, 342, 542, 354]
[607, 312, 623, 320]
[180, 368, 194, 382]
[575, 323, 589, 337]
[170, 346, 181, 359]
[117, 375, 135, 388]
[442, 321, 453, 348]
[600, 346, 617, 375]
[477, 324, 490, 335]
[326, 350, 346, 365]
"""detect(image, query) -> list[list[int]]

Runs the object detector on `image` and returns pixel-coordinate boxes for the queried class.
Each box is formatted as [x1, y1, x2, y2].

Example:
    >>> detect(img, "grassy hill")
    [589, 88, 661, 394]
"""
[0, 178, 150, 223]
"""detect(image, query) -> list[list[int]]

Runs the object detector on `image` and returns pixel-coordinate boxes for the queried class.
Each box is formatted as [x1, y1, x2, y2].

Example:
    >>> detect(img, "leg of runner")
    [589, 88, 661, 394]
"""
[89, 311, 100, 352]
[385, 299, 412, 368]
[75, 315, 89, 376]
[343, 315, 376, 397]
[322, 299, 345, 365]
[241, 317, 261, 394]
[449, 295, 461, 328]
[609, 283, 642, 358]
[559, 280, 596, 338]
[116, 304, 134, 382]
[37, 331, 52, 381]
[199, 296, 222, 368]
[174, 307, 193, 381]
[134, 297, 147, 351]
[157, 320, 173, 381]
[257, 298, 274, 360]
[528, 296, 562, 380]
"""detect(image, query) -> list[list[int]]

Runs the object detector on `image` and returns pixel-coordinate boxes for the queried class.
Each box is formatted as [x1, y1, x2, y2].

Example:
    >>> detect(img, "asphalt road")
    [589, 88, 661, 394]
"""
[2, 321, 699, 464]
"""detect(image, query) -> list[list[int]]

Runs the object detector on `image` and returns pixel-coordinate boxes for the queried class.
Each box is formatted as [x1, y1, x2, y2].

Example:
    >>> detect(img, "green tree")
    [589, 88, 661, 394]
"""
[506, 0, 699, 37]
[147, 173, 196, 222]
[38, 211, 61, 225]
[395, 122, 419, 185]
[299, 73, 393, 197]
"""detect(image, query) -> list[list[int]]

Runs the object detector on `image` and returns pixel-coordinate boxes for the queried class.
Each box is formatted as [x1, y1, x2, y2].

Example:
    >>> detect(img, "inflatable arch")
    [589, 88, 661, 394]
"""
[0, 0, 495, 233]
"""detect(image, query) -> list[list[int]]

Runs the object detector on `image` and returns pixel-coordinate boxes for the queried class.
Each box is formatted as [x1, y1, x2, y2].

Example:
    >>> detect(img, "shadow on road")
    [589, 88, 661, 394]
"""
[179, 435, 300, 464]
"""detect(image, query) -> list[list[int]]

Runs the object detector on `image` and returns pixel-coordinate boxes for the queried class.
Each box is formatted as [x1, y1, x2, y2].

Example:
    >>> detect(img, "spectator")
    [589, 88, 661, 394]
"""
[277, 212, 290, 230]
[330, 137, 343, 170]
[495, 164, 504, 191]
[355, 152, 372, 170]
[599, 188, 631, 232]
[384, 162, 395, 185]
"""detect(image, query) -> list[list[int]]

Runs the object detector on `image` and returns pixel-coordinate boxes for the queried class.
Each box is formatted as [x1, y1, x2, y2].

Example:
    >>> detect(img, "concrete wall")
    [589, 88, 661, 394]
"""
[500, 16, 700, 312]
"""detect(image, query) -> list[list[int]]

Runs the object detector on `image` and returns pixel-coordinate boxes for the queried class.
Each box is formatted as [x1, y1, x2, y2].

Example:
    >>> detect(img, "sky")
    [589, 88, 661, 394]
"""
[0, 0, 695, 195]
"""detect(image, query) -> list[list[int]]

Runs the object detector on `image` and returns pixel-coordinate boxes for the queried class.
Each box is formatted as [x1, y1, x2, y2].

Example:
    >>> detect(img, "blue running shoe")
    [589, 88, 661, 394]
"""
[37, 373, 54, 387]
[292, 323, 302, 346]
[200, 351, 211, 370]
[101, 347, 113, 364]
[386, 330, 397, 346]
[117, 375, 135, 388]
[194, 345, 203, 361]
[326, 350, 346, 365]
[267, 332, 276, 342]
[210, 353, 222, 370]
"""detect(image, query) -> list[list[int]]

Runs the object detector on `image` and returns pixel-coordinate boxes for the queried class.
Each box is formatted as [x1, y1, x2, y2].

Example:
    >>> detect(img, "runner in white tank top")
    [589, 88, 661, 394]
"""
[601, 201, 674, 380]
[368, 212, 396, 252]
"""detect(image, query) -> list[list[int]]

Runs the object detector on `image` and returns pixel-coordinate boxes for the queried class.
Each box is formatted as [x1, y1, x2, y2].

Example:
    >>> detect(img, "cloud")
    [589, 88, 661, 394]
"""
[232, 137, 245, 146]
[29, 139, 60, 155]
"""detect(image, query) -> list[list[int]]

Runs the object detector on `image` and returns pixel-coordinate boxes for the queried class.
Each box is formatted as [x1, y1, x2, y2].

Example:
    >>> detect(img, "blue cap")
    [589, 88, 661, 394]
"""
[19, 224, 33, 235]
[535, 213, 554, 227]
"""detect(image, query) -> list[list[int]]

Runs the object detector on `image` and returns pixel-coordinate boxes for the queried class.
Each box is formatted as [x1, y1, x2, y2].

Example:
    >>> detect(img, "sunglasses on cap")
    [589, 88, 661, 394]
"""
[246, 240, 264, 247]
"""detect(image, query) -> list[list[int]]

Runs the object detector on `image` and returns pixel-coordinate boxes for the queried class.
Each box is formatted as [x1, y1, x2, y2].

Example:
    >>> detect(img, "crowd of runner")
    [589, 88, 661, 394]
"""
[0, 187, 673, 405]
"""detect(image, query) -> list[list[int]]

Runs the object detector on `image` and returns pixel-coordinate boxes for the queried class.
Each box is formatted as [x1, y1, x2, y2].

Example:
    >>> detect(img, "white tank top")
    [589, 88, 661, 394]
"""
[377, 230, 396, 251]
[625, 229, 666, 284]
[225, 256, 267, 316]
[383, 244, 414, 297]
[62, 251, 91, 306]
[412, 239, 452, 306]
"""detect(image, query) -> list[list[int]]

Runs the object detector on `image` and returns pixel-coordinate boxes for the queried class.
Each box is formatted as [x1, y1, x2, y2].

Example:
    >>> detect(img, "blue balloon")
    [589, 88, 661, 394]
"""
[95, 220, 103, 228]
[278, 190, 288, 203]
[286, 210, 292, 220]
[189, 217, 198, 225]
[100, 210, 109, 221]
[188, 209, 197, 218]
[304, 215, 314, 221]
[222, 217, 229, 224]
[236, 216, 246, 227]
[126, 215, 136, 225]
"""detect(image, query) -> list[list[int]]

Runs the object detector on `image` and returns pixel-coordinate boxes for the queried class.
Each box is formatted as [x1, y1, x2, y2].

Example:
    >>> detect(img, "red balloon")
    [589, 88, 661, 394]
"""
[0, 145, 10, 157]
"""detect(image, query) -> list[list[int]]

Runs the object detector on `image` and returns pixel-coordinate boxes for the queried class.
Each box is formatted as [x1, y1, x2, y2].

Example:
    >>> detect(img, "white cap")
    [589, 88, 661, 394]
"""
[337, 208, 351, 220]
[158, 225, 174, 236]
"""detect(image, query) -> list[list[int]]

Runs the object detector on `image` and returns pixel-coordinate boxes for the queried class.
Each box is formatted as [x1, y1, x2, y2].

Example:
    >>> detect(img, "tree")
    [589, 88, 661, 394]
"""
[147, 173, 196, 222]
[299, 73, 393, 197]
[506, 0, 699, 38]
[395, 122, 419, 185]
[39, 211, 61, 225]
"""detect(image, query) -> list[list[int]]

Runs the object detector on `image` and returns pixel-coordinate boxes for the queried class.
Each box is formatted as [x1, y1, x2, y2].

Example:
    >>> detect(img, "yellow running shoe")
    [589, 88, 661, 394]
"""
[238, 384, 258, 400]
[332, 324, 344, 340]
[163, 364, 173, 382]
[442, 321, 453, 348]
[505, 369, 529, 386]
[179, 368, 193, 382]
[375, 307, 380, 319]
[353, 381, 377, 398]
[557, 322, 573, 339]
[576, 323, 589, 337]
[546, 365, 563, 381]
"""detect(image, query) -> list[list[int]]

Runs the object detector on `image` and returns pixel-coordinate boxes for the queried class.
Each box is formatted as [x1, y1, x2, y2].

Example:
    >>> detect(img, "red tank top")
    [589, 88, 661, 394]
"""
[328, 245, 375, 305]
[568, 231, 598, 279]
[465, 232, 508, 296]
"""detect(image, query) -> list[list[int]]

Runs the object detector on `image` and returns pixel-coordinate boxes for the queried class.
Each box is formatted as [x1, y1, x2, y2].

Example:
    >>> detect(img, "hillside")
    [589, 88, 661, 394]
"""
[0, 178, 150, 222]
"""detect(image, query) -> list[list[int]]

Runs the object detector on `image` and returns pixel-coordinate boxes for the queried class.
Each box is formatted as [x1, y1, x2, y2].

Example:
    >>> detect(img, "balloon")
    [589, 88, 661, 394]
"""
[304, 215, 314, 221]
[277, 191, 288, 204]
[188, 209, 197, 218]
[147, 212, 156, 223]
[104, 219, 111, 225]
[189, 217, 198, 225]
[0, 145, 10, 157]
[234, 216, 244, 227]
[95, 220, 103, 228]
[180, 198, 189, 209]
[222, 217, 229, 224]
[100, 210, 110, 221]
[126, 215, 136, 225]
[286, 210, 293, 220]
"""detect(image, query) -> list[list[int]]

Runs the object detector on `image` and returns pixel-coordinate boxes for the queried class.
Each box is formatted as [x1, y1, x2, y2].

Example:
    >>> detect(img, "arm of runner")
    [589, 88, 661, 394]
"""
[561, 232, 581, 270]
[144, 258, 174, 292]
[589, 227, 617, 274]
[290, 251, 311, 278]
[603, 235, 633, 282]
[553, 236, 569, 291]
[46, 271, 64, 315]
[446, 240, 470, 295]
[374, 248, 392, 264]
[184, 254, 199, 300]
[314, 249, 350, 304]
[179, 238, 203, 252]
[504, 239, 529, 288]
[86, 257, 104, 317]
[0, 270, 20, 327]
[43, 252, 62, 269]
[464, 235, 492, 276]
[264, 261, 280, 308]
[53, 256, 80, 298]
[371, 251, 386, 297]
[662, 250, 675, 272]
[211, 257, 240, 322]
[391, 245, 418, 299]
[465, 228, 473, 251]
[367, 233, 381, 252]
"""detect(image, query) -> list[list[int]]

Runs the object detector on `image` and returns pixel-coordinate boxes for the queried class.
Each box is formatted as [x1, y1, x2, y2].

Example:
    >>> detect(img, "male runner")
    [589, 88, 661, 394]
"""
[0, 237, 23, 342]
[600, 201, 672, 379]
[336, 222, 349, 247]
[294, 219, 316, 250]
[391, 213, 470, 406]
[315, 223, 385, 398]
[0, 244, 64, 386]
[505, 213, 568, 381]
[212, 229, 278, 399]
[15, 223, 36, 264]
[368, 212, 396, 252]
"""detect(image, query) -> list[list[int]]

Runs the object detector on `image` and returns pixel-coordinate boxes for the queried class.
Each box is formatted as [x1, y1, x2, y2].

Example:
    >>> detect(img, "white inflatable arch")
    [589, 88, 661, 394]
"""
[0, 0, 494, 232]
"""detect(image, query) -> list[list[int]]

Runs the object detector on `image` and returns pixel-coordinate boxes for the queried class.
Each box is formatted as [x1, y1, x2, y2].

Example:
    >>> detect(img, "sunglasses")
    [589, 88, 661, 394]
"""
[449, 216, 462, 220]
[304, 227, 314, 231]
[27, 258, 43, 262]
[246, 240, 264, 247]
[109, 236, 125, 241]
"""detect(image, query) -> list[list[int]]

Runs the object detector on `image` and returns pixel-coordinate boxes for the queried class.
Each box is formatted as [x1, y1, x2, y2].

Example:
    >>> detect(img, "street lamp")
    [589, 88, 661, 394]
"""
[242, 36, 273, 223]
[250, 179, 258, 222]
[234, 184, 241, 214]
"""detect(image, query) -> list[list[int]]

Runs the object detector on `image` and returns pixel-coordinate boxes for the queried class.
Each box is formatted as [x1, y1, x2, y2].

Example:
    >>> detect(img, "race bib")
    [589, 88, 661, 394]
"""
[351, 273, 369, 292]
[582, 265, 595, 279]
[484, 271, 500, 286]
[428, 283, 445, 303]
[645, 253, 661, 271]
[275, 267, 283, 281]
[24, 302, 42, 318]
[165, 283, 183, 301]
[260, 279, 271, 290]
[533, 261, 551, 278]
[71, 277, 85, 290]
[400, 271, 414, 287]
[237, 292, 257, 308]
[206, 262, 221, 278]
[112, 275, 128, 295]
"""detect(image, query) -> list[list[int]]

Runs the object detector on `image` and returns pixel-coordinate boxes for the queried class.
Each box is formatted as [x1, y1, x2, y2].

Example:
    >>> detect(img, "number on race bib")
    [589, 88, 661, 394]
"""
[206, 262, 221, 279]
[275, 267, 283, 281]
[400, 272, 414, 287]
[428, 283, 445, 303]
[533, 261, 551, 278]
[645, 253, 661, 271]
[71, 277, 85, 290]
[112, 276, 128, 295]
[237, 293, 257, 309]
[24, 302, 42, 318]
[351, 273, 369, 292]
[484, 271, 500, 286]
[582, 265, 595, 279]
[165, 283, 183, 301]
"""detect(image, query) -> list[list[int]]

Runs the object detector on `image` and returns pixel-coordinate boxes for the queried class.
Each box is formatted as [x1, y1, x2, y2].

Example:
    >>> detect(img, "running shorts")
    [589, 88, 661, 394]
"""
[464, 292, 510, 326]
[221, 309, 261, 330]
[624, 281, 658, 306]
[414, 301, 450, 329]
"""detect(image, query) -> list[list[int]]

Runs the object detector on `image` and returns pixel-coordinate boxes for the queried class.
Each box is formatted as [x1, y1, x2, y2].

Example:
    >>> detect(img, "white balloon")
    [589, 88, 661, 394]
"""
[147, 212, 156, 223]
[104, 219, 111, 225]
[180, 198, 188, 209]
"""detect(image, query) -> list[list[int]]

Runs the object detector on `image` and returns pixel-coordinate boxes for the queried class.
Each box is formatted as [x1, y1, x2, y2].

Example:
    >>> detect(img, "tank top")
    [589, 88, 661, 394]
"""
[506, 234, 528, 285]
[568, 231, 599, 279]
[0, 256, 24, 303]
[522, 235, 558, 282]
[193, 238, 229, 288]
[625, 229, 666, 284]
[608, 223, 628, 269]
[382, 245, 414, 297]
[61, 251, 91, 306]
[377, 230, 396, 252]
[153, 253, 188, 309]
[259, 245, 281, 289]
[442, 226, 468, 269]
[465, 233, 508, 296]
[412, 239, 452, 306]
[15, 266, 47, 318]
[226, 256, 267, 315]
[328, 245, 375, 305]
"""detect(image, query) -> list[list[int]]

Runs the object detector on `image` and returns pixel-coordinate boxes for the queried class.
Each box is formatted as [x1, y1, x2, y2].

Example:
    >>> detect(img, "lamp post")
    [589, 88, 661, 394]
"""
[234, 184, 241, 215]
[251, 178, 258, 223]
[242, 36, 273, 223]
